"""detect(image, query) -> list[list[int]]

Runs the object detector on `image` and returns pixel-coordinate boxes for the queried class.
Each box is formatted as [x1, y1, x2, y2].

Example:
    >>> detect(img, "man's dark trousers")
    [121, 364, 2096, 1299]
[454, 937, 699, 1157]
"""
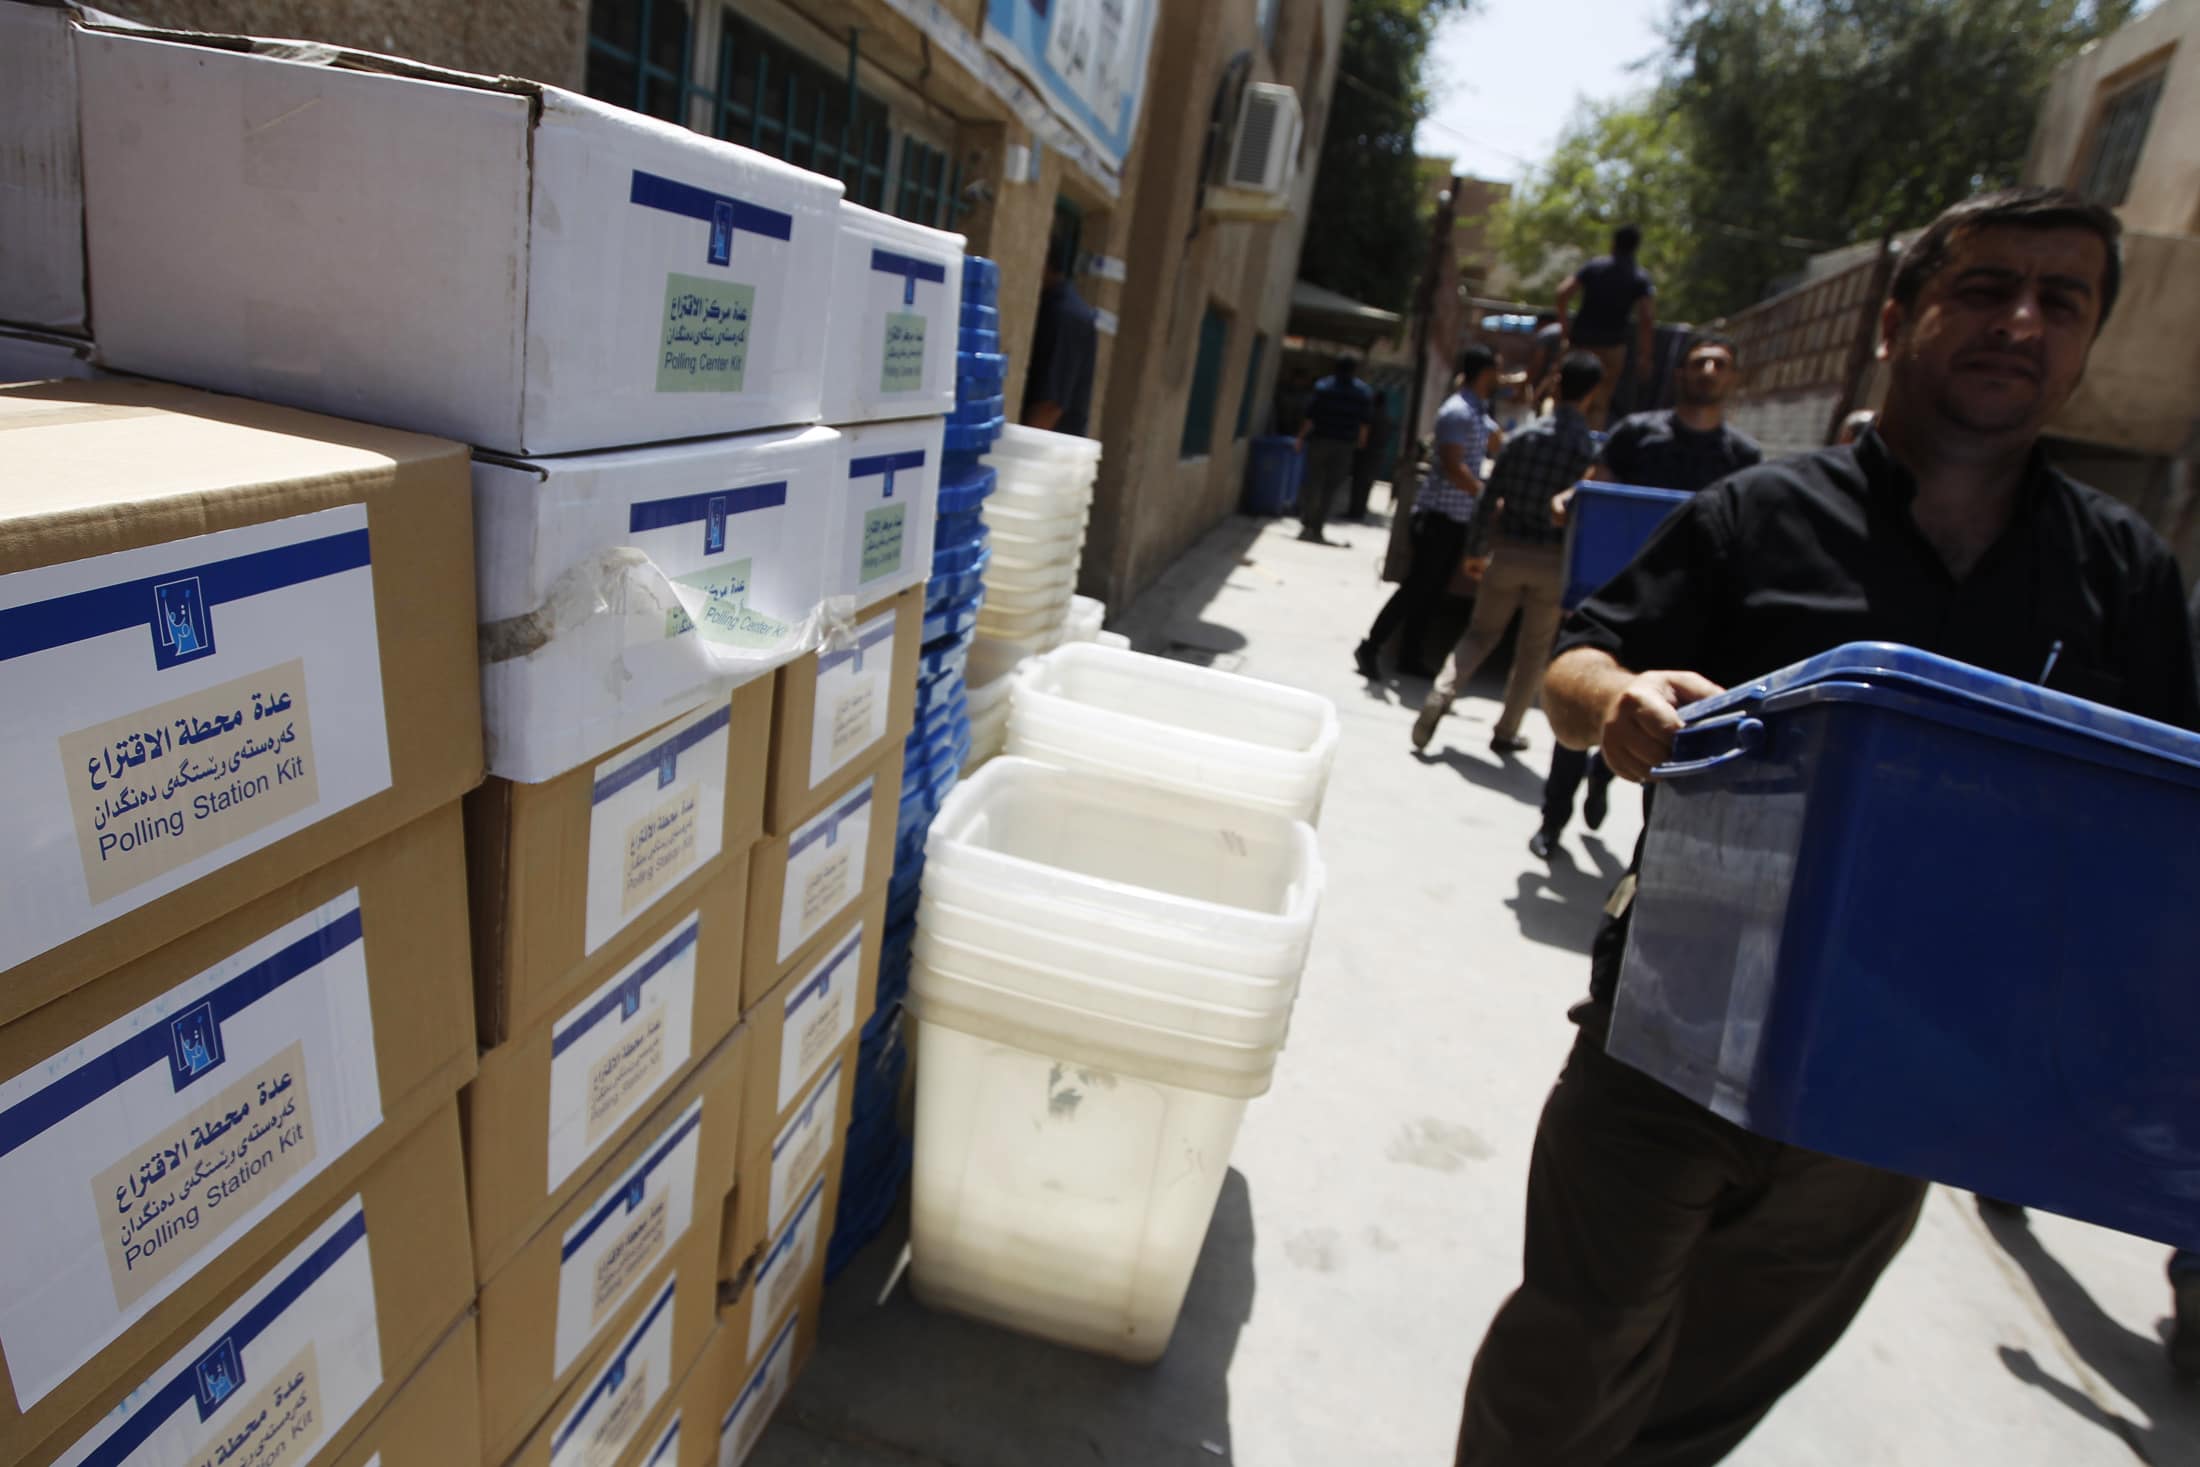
[1301, 437, 1356, 539]
[1541, 745, 1615, 834]
[1367, 512, 1468, 671]
[1454, 1024, 1927, 1466]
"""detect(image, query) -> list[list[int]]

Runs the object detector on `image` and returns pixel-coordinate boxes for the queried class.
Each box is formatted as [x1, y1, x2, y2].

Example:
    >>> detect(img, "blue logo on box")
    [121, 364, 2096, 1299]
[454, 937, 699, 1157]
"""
[626, 1178, 647, 1213]
[658, 746, 679, 789]
[192, 1337, 244, 1421]
[152, 577, 214, 669]
[622, 985, 642, 1021]
[709, 201, 734, 267]
[606, 1356, 628, 1392]
[882, 467, 897, 499]
[168, 1000, 225, 1091]
[705, 496, 728, 555]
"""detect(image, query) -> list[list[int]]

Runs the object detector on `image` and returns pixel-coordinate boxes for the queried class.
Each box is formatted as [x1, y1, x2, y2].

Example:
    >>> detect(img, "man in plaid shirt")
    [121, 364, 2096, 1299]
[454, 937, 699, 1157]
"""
[1413, 352, 1605, 754]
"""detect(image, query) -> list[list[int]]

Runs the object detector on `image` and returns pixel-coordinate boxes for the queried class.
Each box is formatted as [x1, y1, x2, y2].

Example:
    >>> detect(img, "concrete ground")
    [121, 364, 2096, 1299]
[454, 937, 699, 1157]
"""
[756, 506, 2200, 1466]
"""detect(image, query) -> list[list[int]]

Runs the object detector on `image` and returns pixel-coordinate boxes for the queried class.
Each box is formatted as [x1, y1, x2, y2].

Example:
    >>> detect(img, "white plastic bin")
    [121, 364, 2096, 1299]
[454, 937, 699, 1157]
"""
[1007, 644, 1341, 823]
[820, 202, 965, 422]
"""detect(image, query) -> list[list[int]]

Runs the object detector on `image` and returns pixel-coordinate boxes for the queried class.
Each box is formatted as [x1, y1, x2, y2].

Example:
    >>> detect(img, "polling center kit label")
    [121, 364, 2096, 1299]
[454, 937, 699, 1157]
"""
[777, 931, 859, 1116]
[719, 1314, 798, 1467]
[843, 448, 923, 596]
[768, 1058, 843, 1242]
[866, 248, 948, 399]
[585, 701, 730, 957]
[776, 780, 873, 964]
[49, 1198, 384, 1467]
[629, 481, 796, 653]
[547, 913, 702, 1193]
[808, 609, 896, 790]
[550, 1273, 678, 1467]
[0, 505, 390, 972]
[554, 1098, 701, 1374]
[629, 169, 794, 397]
[0, 893, 383, 1409]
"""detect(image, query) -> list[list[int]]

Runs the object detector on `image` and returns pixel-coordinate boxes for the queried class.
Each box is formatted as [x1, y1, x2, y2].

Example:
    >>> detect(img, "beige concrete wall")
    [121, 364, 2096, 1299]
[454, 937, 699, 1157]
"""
[99, 0, 588, 87]
[1083, 0, 1349, 611]
[2051, 229, 2200, 458]
[2025, 0, 2200, 235]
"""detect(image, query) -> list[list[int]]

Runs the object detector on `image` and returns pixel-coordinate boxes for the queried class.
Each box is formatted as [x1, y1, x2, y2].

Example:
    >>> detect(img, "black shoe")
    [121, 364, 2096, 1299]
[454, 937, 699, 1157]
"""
[1583, 777, 1610, 831]
[2173, 1273, 2200, 1378]
[1528, 828, 1558, 860]
[1490, 733, 1530, 755]
[1353, 640, 1381, 680]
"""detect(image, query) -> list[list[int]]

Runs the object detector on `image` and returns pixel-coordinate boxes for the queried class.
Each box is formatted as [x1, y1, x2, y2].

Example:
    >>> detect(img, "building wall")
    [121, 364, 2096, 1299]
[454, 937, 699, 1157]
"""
[1083, 0, 1347, 611]
[2025, 0, 2200, 236]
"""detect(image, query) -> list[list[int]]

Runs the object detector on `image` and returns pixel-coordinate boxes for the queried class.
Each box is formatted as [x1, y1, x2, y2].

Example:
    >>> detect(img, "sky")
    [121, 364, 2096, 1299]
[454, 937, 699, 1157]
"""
[1414, 0, 1671, 185]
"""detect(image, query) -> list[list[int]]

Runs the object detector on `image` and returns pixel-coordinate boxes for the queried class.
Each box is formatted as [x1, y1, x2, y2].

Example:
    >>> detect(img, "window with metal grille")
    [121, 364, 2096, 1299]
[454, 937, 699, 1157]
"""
[2078, 69, 2165, 207]
[896, 136, 955, 229]
[1234, 333, 1266, 439]
[586, 0, 693, 123]
[1182, 306, 1231, 459]
[712, 11, 891, 209]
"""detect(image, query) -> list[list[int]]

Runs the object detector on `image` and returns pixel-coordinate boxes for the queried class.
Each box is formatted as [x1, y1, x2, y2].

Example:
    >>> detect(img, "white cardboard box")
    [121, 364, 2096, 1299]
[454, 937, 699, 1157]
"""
[475, 425, 841, 783]
[820, 204, 966, 424]
[832, 417, 945, 611]
[0, 2, 87, 334]
[74, 26, 842, 455]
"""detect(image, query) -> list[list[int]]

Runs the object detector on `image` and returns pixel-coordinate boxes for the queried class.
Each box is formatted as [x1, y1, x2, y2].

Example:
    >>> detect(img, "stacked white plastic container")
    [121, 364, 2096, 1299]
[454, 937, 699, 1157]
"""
[905, 757, 1323, 1362]
[975, 425, 1101, 653]
[1006, 643, 1341, 823]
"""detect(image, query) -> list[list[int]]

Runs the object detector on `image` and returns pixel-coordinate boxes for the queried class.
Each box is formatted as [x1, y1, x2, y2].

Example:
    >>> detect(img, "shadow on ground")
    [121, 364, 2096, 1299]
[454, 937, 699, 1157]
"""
[1113, 516, 1265, 670]
[760, 1171, 1258, 1466]
[1504, 834, 1626, 955]
[1979, 1199, 2200, 1464]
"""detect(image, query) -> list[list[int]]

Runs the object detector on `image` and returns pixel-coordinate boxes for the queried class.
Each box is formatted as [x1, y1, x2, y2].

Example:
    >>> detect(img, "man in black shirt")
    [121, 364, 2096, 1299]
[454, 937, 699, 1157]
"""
[1530, 334, 1762, 859]
[1454, 188, 2200, 1466]
[1557, 225, 1656, 429]
[1022, 226, 1097, 438]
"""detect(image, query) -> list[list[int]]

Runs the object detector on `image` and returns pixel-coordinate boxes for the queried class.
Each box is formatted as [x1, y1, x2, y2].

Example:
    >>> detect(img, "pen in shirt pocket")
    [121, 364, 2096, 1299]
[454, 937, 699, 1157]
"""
[2039, 638, 2065, 686]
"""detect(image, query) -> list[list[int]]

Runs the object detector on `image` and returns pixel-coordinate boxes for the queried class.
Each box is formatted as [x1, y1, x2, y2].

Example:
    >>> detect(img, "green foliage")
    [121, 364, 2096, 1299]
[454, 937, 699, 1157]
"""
[1498, 0, 2138, 321]
[1298, 0, 1479, 314]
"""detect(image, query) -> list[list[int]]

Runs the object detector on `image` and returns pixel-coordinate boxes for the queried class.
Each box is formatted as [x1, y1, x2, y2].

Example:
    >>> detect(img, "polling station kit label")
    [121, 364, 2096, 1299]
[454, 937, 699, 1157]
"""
[0, 505, 390, 971]
[777, 780, 872, 964]
[549, 1273, 677, 1467]
[808, 609, 895, 790]
[584, 703, 730, 957]
[554, 1099, 701, 1375]
[778, 932, 859, 1116]
[768, 1057, 843, 1243]
[546, 914, 701, 1192]
[0, 894, 382, 1409]
[48, 1199, 383, 1467]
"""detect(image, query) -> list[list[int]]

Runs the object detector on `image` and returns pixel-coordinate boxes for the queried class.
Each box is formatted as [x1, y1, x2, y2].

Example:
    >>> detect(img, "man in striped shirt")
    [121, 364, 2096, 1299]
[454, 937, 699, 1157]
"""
[1412, 353, 1604, 753]
[1356, 344, 1501, 679]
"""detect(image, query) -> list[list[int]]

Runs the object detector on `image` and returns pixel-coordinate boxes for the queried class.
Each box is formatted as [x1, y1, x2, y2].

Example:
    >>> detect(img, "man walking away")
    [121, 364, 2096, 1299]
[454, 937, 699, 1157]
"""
[1022, 219, 1098, 437]
[1356, 346, 1499, 679]
[1556, 225, 1655, 429]
[1412, 352, 1604, 755]
[1454, 187, 2199, 1466]
[1531, 333, 1763, 858]
[1296, 355, 1374, 543]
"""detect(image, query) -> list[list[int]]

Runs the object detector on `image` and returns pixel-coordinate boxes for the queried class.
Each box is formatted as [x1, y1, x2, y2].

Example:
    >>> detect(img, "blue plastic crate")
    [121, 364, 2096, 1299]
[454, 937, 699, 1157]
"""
[943, 416, 1003, 454]
[1243, 435, 1305, 516]
[1561, 481, 1690, 609]
[956, 376, 1006, 404]
[1610, 642, 2200, 1245]
[937, 467, 997, 516]
[925, 549, 990, 609]
[958, 327, 1000, 355]
[915, 672, 967, 720]
[916, 628, 973, 687]
[886, 870, 922, 930]
[952, 394, 1007, 426]
[932, 522, 991, 575]
[960, 303, 999, 332]
[957, 350, 1007, 378]
[922, 593, 983, 645]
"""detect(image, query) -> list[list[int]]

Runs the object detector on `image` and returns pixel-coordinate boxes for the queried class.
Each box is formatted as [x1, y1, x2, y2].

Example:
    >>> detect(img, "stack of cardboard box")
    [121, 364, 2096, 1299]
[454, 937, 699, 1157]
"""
[0, 381, 485, 1467]
[1, 5, 961, 1463]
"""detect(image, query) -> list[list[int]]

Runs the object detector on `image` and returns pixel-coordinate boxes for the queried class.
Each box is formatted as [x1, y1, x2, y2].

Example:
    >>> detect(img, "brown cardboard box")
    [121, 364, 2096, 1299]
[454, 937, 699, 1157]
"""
[474, 1027, 747, 1466]
[711, 1268, 826, 1467]
[501, 1226, 720, 1467]
[0, 381, 482, 1027]
[10, 1104, 473, 1467]
[325, 1313, 483, 1467]
[466, 678, 771, 1046]
[763, 587, 921, 836]
[718, 1138, 839, 1372]
[742, 750, 902, 1011]
[721, 1035, 861, 1287]
[0, 806, 475, 1439]
[464, 852, 749, 1283]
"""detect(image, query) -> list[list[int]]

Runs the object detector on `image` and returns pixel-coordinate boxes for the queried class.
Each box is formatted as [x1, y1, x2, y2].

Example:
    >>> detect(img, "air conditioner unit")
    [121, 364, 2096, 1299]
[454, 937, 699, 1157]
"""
[1207, 82, 1302, 220]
